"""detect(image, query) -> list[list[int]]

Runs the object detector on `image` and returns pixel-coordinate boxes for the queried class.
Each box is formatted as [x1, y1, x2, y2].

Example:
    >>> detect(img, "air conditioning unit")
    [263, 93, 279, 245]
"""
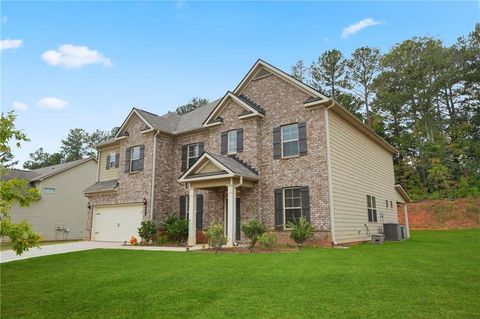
[371, 234, 384, 244]
[400, 225, 407, 239]
[383, 223, 404, 241]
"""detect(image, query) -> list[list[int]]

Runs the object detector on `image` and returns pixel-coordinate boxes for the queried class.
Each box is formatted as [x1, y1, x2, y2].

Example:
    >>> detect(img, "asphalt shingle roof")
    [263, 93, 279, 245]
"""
[207, 152, 258, 178]
[2, 158, 95, 182]
[84, 179, 119, 194]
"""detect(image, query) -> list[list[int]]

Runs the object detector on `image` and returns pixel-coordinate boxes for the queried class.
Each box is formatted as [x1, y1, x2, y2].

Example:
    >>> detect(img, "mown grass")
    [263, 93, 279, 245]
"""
[1, 229, 479, 319]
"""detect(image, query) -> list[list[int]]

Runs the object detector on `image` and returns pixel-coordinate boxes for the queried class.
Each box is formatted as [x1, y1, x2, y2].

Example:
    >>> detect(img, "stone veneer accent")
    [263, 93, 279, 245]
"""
[86, 72, 332, 246]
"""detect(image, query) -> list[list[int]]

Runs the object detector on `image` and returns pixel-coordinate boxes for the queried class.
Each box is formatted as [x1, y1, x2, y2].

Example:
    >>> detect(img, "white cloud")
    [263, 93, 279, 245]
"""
[37, 97, 69, 110]
[41, 44, 113, 69]
[0, 39, 23, 51]
[341, 18, 382, 39]
[11, 101, 29, 112]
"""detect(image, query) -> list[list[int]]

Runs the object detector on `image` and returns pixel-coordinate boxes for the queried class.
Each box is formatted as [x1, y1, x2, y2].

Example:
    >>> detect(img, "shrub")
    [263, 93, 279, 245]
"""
[259, 231, 277, 250]
[241, 219, 266, 249]
[288, 216, 314, 248]
[163, 214, 188, 244]
[155, 233, 169, 246]
[138, 221, 156, 244]
[205, 222, 227, 252]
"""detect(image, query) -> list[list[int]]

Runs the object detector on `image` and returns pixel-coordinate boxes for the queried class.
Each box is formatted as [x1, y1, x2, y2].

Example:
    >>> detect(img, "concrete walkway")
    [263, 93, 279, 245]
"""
[1, 241, 121, 264]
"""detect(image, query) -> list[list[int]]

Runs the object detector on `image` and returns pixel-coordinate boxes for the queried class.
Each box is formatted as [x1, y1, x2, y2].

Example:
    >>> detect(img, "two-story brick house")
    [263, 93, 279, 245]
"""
[84, 59, 411, 246]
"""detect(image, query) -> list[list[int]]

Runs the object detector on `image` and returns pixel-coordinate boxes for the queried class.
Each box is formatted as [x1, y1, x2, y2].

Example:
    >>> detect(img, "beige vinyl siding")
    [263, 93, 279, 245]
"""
[98, 146, 120, 181]
[10, 160, 97, 241]
[328, 111, 397, 243]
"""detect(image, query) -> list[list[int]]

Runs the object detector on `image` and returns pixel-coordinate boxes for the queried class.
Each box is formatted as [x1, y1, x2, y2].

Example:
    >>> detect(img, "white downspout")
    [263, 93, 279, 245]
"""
[150, 131, 159, 220]
[324, 102, 337, 246]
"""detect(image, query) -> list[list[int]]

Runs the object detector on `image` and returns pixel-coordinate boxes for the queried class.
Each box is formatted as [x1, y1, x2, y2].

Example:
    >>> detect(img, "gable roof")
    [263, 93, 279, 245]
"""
[234, 59, 330, 101]
[178, 151, 258, 183]
[395, 185, 412, 203]
[203, 92, 264, 127]
[2, 157, 96, 182]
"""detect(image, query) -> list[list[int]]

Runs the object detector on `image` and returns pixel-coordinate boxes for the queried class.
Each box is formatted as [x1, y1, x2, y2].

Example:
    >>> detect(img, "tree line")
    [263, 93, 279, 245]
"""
[291, 24, 480, 200]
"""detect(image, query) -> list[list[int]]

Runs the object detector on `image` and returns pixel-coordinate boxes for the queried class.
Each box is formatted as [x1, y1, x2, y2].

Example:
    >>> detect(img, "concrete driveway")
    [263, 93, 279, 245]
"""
[1, 241, 121, 263]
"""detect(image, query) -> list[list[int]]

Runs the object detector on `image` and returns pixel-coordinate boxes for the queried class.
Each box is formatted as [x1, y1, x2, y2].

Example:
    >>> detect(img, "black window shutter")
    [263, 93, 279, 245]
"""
[300, 186, 310, 222]
[196, 194, 203, 229]
[105, 154, 110, 170]
[198, 142, 204, 156]
[179, 196, 186, 219]
[274, 188, 283, 229]
[115, 153, 120, 168]
[124, 147, 131, 173]
[273, 127, 281, 159]
[299, 122, 307, 156]
[221, 132, 227, 155]
[237, 128, 243, 152]
[138, 145, 145, 171]
[181, 145, 188, 172]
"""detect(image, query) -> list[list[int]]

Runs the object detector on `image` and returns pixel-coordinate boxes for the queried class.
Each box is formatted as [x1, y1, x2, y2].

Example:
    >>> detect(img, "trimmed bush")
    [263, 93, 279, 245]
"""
[288, 216, 314, 248]
[259, 231, 277, 250]
[163, 214, 188, 244]
[205, 222, 227, 252]
[138, 221, 156, 245]
[241, 219, 266, 249]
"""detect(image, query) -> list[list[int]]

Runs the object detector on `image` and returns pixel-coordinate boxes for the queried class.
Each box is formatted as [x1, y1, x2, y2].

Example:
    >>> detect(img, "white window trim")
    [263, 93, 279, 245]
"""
[109, 152, 116, 168]
[130, 146, 141, 172]
[283, 187, 302, 229]
[367, 194, 377, 223]
[227, 130, 237, 155]
[187, 144, 200, 169]
[281, 123, 299, 158]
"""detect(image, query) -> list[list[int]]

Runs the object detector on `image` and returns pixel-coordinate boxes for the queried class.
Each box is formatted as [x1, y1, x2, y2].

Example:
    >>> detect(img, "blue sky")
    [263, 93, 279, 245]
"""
[1, 1, 479, 167]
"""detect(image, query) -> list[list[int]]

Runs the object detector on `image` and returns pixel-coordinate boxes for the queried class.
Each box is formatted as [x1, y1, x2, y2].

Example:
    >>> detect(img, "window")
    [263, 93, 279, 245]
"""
[43, 187, 55, 194]
[187, 144, 200, 168]
[284, 188, 302, 225]
[108, 152, 116, 168]
[390, 201, 393, 208]
[130, 146, 141, 172]
[386, 199, 389, 208]
[282, 124, 299, 157]
[227, 130, 237, 154]
[367, 195, 377, 222]
[185, 196, 189, 220]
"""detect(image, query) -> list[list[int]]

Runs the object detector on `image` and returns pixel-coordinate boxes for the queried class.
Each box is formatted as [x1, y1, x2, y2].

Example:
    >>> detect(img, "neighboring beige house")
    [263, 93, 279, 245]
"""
[5, 158, 97, 241]
[84, 59, 410, 246]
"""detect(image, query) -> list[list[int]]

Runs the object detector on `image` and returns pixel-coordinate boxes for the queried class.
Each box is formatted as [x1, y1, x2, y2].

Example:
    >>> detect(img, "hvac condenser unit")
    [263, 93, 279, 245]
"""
[383, 223, 404, 241]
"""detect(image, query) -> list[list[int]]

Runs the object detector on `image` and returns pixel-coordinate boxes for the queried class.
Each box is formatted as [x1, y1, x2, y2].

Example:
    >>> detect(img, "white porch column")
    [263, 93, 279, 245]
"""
[188, 186, 197, 246]
[404, 204, 410, 238]
[227, 183, 236, 246]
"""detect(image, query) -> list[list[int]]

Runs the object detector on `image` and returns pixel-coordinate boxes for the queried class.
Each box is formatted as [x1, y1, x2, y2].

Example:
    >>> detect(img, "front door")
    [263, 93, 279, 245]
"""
[224, 196, 241, 241]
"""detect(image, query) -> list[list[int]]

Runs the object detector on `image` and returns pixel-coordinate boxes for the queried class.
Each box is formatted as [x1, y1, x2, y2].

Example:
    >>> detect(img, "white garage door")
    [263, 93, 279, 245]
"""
[93, 205, 144, 242]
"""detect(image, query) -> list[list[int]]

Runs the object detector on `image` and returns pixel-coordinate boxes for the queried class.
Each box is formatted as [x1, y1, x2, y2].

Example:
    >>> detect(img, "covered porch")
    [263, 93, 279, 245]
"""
[178, 152, 259, 247]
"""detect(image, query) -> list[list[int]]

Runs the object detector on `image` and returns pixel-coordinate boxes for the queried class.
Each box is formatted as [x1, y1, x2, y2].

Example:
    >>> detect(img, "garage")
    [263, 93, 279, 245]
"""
[92, 204, 144, 242]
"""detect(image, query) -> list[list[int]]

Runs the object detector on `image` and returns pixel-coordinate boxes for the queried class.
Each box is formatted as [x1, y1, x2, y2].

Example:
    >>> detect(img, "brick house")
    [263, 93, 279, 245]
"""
[84, 59, 410, 246]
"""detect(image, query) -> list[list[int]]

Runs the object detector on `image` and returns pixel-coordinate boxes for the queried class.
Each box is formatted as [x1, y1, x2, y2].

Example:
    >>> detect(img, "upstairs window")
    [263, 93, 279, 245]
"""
[130, 146, 142, 172]
[108, 152, 116, 168]
[187, 144, 200, 168]
[282, 124, 299, 157]
[367, 195, 377, 223]
[43, 187, 55, 194]
[227, 130, 237, 154]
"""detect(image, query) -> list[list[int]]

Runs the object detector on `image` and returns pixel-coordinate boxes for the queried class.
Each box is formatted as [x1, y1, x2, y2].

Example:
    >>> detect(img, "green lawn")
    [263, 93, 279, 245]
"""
[1, 230, 479, 319]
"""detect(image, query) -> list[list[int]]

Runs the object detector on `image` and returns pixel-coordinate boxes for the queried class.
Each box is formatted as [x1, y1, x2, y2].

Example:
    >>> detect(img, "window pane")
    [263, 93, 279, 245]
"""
[43, 187, 55, 194]
[285, 188, 293, 198]
[228, 130, 237, 154]
[188, 157, 196, 167]
[367, 195, 371, 208]
[368, 209, 372, 222]
[131, 146, 140, 160]
[373, 209, 377, 222]
[292, 188, 300, 198]
[283, 140, 299, 157]
[282, 124, 298, 141]
[285, 198, 293, 208]
[293, 198, 301, 207]
[372, 196, 376, 208]
[286, 208, 302, 224]
[188, 144, 199, 157]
